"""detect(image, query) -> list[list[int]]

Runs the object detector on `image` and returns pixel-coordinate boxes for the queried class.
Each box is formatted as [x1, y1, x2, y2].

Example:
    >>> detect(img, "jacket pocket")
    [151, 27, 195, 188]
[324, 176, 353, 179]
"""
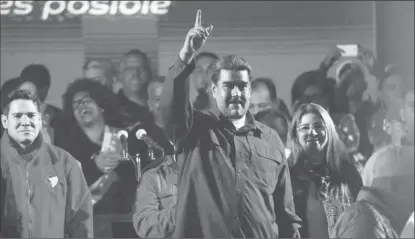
[252, 145, 283, 191]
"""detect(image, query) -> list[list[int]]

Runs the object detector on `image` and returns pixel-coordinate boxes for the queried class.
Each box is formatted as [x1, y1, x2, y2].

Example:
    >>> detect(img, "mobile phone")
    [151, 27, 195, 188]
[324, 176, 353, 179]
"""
[337, 44, 359, 57]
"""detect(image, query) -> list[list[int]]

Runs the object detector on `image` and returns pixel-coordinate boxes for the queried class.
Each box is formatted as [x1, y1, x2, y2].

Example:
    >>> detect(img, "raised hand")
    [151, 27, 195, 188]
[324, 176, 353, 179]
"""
[320, 46, 345, 72]
[180, 10, 213, 63]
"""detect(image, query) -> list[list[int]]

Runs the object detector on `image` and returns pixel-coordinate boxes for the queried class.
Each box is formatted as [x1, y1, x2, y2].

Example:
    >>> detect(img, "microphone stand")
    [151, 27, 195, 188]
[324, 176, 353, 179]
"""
[121, 144, 142, 182]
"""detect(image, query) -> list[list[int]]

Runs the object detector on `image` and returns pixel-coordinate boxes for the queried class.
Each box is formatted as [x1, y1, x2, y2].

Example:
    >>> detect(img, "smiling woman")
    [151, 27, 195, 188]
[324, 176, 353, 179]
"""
[55, 78, 138, 219]
[287, 103, 363, 238]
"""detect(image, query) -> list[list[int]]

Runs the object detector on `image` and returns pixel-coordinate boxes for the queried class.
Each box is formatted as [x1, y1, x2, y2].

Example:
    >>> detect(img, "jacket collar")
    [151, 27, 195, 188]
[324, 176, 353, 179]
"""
[208, 104, 263, 135]
[1, 131, 43, 157]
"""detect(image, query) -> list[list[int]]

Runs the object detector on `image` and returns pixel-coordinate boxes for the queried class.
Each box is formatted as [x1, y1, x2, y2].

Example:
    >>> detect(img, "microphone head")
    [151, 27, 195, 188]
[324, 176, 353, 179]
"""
[117, 130, 129, 140]
[136, 129, 147, 140]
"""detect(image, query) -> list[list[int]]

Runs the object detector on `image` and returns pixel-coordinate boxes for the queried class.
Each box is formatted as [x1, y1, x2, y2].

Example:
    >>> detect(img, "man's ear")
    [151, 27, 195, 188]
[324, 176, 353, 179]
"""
[211, 83, 217, 100]
[38, 113, 42, 124]
[1, 115, 8, 129]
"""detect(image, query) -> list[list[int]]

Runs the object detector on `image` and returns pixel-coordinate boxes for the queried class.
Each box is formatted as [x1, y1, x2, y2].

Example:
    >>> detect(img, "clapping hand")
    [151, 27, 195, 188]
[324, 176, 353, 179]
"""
[94, 151, 123, 173]
[180, 10, 213, 63]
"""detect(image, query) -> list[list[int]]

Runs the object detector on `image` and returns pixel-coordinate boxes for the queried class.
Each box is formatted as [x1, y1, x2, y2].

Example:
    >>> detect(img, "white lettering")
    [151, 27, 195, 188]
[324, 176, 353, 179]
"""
[2, 0, 171, 20]
[140, 1, 151, 15]
[118, 1, 141, 16]
[42, 1, 66, 20]
[67, 1, 89, 15]
[109, 0, 118, 15]
[89, 1, 110, 16]
[14, 0, 33, 15]
[150, 1, 171, 15]
[0, 1, 14, 15]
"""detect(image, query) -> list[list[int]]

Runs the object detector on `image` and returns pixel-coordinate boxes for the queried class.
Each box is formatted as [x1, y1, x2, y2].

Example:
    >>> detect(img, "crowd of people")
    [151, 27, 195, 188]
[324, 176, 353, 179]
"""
[0, 10, 414, 238]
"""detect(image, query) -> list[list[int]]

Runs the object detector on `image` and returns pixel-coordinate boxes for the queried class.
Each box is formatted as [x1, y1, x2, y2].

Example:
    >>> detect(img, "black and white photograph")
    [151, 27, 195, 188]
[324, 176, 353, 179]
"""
[0, 1, 414, 238]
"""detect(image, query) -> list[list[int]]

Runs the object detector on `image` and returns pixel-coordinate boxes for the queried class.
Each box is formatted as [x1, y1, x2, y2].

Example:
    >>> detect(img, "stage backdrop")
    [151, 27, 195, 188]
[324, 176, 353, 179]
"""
[1, 1, 376, 109]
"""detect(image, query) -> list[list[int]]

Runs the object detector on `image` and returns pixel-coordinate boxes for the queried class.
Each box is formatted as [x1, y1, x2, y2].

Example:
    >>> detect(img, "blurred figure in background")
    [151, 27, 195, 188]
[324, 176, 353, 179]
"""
[0, 77, 23, 137]
[291, 47, 345, 114]
[117, 49, 153, 127]
[400, 82, 414, 146]
[369, 65, 404, 152]
[133, 152, 178, 238]
[287, 103, 362, 238]
[83, 58, 117, 90]
[250, 77, 291, 119]
[362, 84, 414, 186]
[130, 76, 175, 170]
[338, 85, 415, 238]
[335, 60, 377, 159]
[255, 108, 290, 146]
[18, 64, 62, 144]
[189, 51, 218, 111]
[55, 79, 137, 238]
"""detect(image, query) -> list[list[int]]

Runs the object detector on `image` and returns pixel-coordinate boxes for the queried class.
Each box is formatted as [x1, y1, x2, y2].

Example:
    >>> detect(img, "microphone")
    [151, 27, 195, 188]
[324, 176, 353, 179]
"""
[117, 130, 129, 158]
[135, 129, 163, 152]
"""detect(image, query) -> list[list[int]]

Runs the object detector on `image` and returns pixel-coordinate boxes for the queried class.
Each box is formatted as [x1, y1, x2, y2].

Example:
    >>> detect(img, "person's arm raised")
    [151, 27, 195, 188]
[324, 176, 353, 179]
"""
[159, 10, 213, 144]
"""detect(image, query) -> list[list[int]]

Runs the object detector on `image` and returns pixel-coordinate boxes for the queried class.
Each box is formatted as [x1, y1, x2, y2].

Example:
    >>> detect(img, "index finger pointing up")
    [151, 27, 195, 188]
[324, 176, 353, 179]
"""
[194, 9, 201, 27]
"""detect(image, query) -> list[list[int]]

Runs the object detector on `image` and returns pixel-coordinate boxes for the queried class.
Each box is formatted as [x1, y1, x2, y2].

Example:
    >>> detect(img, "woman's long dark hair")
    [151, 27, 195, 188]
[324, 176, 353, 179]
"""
[288, 103, 356, 199]
[62, 78, 124, 128]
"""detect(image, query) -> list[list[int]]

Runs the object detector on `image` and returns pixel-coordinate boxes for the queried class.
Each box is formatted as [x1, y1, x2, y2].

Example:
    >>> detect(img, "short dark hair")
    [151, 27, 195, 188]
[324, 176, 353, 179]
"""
[195, 52, 219, 62]
[120, 49, 153, 83]
[121, 49, 151, 69]
[19, 64, 51, 101]
[151, 75, 165, 84]
[211, 55, 252, 84]
[251, 77, 277, 101]
[1, 90, 41, 116]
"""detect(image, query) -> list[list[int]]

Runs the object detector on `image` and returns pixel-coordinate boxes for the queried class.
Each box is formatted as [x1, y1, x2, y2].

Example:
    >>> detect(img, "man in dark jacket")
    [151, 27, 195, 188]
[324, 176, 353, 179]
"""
[159, 10, 301, 238]
[0, 90, 93, 238]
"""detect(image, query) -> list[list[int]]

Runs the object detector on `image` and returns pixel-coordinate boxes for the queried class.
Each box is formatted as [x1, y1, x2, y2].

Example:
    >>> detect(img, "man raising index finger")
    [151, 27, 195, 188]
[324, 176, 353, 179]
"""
[157, 10, 302, 238]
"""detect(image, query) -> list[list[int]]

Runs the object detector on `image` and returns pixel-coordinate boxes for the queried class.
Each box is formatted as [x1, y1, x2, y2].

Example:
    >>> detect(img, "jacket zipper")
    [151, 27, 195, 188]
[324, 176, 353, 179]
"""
[25, 162, 32, 238]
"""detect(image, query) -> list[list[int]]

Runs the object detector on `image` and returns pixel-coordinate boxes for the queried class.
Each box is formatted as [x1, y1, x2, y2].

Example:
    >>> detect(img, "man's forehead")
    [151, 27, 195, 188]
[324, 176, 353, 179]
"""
[85, 67, 105, 77]
[252, 83, 270, 94]
[9, 99, 38, 112]
[218, 69, 250, 82]
[124, 55, 145, 66]
[196, 56, 215, 67]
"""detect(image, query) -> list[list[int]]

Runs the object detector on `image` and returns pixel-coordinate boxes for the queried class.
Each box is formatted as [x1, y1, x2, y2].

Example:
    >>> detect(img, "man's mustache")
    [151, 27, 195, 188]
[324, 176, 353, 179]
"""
[16, 123, 35, 130]
[227, 97, 246, 104]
